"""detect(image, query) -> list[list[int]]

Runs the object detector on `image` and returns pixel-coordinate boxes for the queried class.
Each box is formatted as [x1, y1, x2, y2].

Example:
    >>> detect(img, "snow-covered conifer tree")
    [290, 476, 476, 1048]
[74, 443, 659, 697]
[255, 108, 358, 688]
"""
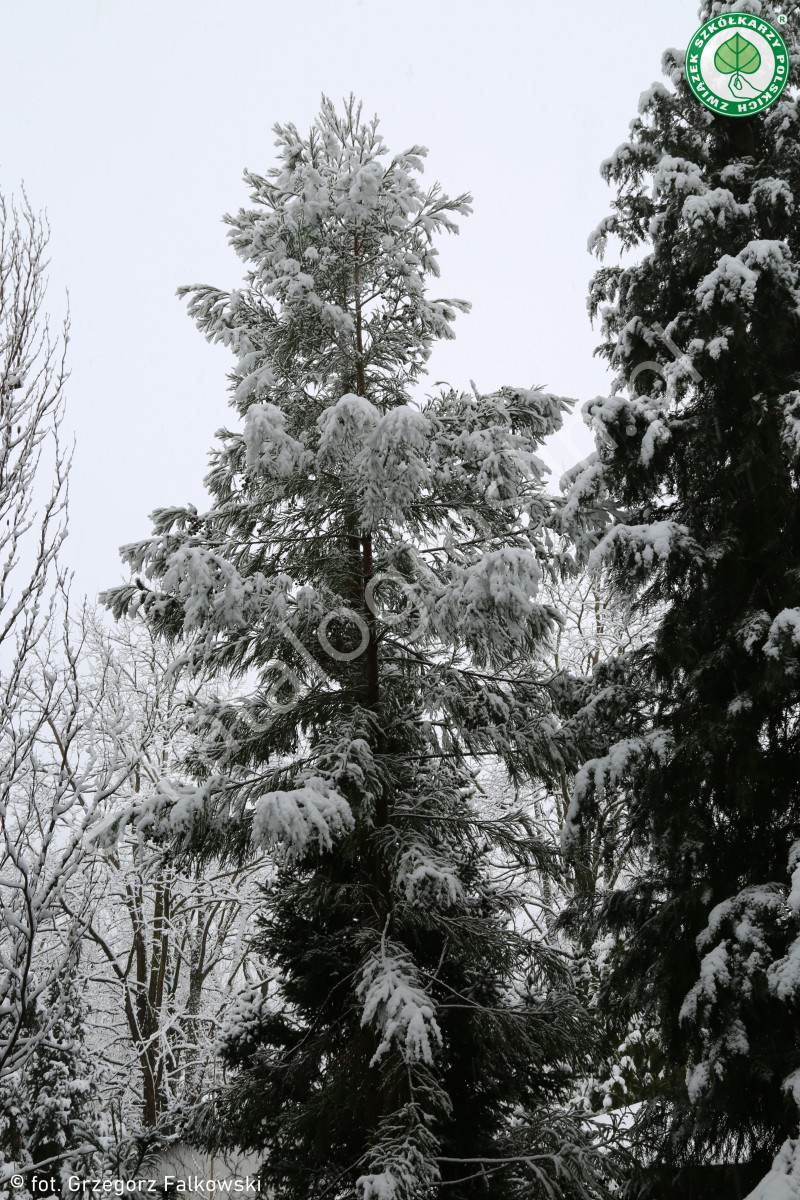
[0, 968, 106, 1197]
[105, 98, 615, 1200]
[23, 970, 106, 1184]
[562, 2, 800, 1192]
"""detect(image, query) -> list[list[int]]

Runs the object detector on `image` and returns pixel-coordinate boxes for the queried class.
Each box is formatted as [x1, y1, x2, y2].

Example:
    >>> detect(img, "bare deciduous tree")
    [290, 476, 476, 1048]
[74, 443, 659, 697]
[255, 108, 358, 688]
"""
[0, 194, 128, 1096]
[74, 615, 263, 1134]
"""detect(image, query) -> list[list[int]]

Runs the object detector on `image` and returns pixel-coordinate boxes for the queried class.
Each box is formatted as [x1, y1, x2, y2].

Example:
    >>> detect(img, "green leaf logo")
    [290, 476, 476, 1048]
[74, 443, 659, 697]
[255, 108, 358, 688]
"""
[714, 33, 762, 95]
[685, 15, 790, 118]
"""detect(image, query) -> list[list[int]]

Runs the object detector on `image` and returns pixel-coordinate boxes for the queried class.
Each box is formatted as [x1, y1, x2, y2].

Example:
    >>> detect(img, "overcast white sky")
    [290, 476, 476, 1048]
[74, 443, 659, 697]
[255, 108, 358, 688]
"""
[1, 0, 701, 597]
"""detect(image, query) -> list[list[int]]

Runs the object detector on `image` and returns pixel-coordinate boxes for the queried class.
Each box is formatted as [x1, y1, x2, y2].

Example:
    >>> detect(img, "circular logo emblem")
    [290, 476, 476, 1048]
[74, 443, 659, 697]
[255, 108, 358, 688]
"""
[685, 14, 790, 117]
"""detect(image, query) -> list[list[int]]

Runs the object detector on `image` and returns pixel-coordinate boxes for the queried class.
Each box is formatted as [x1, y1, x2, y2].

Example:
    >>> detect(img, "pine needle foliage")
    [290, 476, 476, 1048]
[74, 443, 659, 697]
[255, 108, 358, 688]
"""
[105, 97, 615, 1200]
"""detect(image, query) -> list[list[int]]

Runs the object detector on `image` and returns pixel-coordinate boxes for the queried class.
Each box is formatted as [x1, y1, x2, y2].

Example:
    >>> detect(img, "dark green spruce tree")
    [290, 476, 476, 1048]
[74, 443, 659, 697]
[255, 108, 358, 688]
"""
[105, 99, 616, 1199]
[562, 2, 800, 1194]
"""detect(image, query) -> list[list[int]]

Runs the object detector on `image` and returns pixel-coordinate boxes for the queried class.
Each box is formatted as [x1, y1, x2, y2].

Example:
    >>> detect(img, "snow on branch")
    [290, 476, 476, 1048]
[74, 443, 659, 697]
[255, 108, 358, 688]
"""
[562, 731, 673, 855]
[588, 520, 696, 575]
[358, 939, 442, 1068]
[252, 775, 354, 854]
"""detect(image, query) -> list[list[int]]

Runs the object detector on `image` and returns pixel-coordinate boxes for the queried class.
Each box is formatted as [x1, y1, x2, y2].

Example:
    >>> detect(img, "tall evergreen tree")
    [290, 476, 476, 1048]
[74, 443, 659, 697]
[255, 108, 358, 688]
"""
[561, 1, 800, 1192]
[105, 99, 614, 1199]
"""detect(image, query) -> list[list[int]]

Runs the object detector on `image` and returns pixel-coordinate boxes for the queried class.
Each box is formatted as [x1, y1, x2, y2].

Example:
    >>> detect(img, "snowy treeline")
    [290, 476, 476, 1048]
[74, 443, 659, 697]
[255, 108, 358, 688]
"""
[5, 2, 800, 1196]
[0, 196, 269, 1190]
